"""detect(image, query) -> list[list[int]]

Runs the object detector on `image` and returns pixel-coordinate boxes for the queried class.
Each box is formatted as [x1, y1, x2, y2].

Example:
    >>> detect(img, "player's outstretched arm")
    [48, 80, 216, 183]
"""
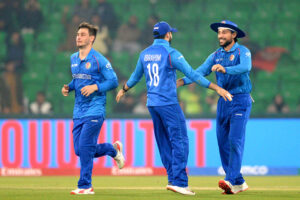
[177, 76, 232, 101]
[208, 82, 233, 101]
[61, 84, 69, 96]
[116, 57, 143, 103]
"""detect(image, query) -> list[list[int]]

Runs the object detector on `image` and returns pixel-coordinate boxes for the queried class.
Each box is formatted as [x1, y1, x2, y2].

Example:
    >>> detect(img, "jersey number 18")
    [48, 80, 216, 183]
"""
[147, 63, 159, 87]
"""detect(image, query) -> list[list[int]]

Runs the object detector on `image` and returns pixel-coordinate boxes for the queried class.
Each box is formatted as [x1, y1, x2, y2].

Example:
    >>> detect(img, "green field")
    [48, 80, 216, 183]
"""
[0, 176, 299, 200]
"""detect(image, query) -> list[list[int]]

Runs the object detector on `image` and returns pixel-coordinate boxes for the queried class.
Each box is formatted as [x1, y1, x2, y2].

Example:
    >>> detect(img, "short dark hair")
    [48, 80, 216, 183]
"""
[153, 32, 166, 39]
[37, 91, 45, 96]
[78, 22, 98, 41]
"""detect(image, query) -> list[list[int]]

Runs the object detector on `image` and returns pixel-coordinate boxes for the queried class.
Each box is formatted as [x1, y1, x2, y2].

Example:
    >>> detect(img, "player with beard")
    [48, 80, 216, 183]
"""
[116, 21, 232, 195]
[177, 20, 252, 195]
[61, 22, 125, 195]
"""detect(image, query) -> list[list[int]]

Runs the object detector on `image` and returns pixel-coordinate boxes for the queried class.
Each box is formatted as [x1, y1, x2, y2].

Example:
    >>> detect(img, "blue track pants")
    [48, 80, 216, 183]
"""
[72, 116, 117, 189]
[216, 94, 252, 185]
[148, 104, 189, 187]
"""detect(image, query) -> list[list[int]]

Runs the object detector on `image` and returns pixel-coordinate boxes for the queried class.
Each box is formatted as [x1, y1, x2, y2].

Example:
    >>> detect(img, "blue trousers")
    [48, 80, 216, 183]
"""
[216, 94, 252, 185]
[148, 104, 189, 187]
[72, 116, 117, 189]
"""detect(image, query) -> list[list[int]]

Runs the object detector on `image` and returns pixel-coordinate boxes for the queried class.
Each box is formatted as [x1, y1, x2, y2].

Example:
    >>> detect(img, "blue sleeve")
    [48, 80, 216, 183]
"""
[170, 50, 211, 88]
[95, 58, 118, 93]
[127, 57, 144, 88]
[68, 79, 75, 92]
[68, 56, 75, 92]
[225, 47, 252, 75]
[182, 53, 214, 85]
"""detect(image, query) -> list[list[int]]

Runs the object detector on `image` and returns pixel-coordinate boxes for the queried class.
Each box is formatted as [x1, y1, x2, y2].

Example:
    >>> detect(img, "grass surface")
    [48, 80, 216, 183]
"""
[0, 176, 299, 200]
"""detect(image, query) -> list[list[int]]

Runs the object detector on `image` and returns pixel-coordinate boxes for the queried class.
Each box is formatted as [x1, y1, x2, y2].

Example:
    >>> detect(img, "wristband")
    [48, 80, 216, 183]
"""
[123, 84, 129, 92]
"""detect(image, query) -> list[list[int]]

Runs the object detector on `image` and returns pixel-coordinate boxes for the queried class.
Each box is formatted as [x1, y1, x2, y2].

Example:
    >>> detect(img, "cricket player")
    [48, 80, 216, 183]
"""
[61, 22, 125, 195]
[177, 20, 252, 194]
[116, 21, 232, 195]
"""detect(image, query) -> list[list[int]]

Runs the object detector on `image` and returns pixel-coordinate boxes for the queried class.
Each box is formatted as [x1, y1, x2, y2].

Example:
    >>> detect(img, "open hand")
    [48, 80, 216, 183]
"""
[116, 89, 125, 103]
[216, 88, 233, 101]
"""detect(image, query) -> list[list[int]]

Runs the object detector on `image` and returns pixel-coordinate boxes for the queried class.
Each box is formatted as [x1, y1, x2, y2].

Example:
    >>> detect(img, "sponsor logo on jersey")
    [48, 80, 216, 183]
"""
[85, 62, 91, 69]
[178, 55, 184, 60]
[229, 54, 235, 61]
[106, 63, 112, 69]
[245, 52, 251, 57]
[72, 73, 92, 80]
[71, 64, 78, 67]
[216, 58, 223, 62]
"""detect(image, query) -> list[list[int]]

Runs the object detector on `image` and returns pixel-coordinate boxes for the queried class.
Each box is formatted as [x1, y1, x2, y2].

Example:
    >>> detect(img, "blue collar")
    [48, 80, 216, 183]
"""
[153, 39, 170, 46]
[76, 48, 95, 61]
[221, 42, 239, 52]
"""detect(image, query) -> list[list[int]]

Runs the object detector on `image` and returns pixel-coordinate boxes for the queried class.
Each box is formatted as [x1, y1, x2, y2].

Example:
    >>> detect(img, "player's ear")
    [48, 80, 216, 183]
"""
[165, 32, 170, 40]
[232, 32, 237, 39]
[91, 35, 96, 43]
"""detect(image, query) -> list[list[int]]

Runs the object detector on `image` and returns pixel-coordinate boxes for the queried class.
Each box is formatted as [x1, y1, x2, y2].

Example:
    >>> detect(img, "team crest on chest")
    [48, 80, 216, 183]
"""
[85, 62, 91, 69]
[229, 54, 235, 61]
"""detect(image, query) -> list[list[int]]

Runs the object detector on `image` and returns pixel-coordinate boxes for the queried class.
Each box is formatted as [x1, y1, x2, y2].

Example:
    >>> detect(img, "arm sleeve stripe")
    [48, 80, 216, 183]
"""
[168, 54, 173, 68]
[92, 55, 100, 72]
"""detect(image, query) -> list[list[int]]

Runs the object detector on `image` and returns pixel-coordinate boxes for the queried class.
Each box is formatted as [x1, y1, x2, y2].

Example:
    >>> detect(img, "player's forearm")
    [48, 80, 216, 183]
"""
[208, 82, 222, 92]
[225, 63, 251, 75]
[96, 78, 118, 93]
[183, 67, 210, 88]
[68, 80, 75, 92]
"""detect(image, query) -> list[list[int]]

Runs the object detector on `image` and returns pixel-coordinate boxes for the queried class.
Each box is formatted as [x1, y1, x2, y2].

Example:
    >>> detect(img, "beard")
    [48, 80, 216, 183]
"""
[169, 36, 172, 44]
[220, 38, 233, 48]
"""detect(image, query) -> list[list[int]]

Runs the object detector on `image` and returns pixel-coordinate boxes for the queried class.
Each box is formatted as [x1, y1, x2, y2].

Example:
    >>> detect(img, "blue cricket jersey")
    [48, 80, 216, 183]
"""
[183, 42, 252, 94]
[68, 48, 118, 119]
[127, 39, 211, 106]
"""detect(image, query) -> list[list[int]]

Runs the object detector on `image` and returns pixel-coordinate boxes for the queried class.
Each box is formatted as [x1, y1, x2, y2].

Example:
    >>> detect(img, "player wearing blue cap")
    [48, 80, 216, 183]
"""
[177, 20, 252, 194]
[116, 21, 232, 195]
[61, 22, 125, 195]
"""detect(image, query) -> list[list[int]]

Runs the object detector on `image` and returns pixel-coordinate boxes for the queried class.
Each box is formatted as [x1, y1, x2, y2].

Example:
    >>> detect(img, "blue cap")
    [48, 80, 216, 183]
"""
[210, 20, 246, 38]
[153, 21, 177, 38]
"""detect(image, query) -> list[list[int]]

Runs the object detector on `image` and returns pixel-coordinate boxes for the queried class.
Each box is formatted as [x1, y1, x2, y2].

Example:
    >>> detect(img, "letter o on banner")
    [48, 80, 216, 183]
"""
[1, 121, 23, 168]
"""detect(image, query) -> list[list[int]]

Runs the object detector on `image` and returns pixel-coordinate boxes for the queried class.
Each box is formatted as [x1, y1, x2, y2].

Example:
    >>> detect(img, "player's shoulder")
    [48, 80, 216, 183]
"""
[214, 47, 223, 54]
[237, 43, 250, 53]
[91, 49, 110, 66]
[140, 46, 151, 55]
[167, 46, 182, 57]
[91, 49, 106, 61]
[70, 52, 78, 60]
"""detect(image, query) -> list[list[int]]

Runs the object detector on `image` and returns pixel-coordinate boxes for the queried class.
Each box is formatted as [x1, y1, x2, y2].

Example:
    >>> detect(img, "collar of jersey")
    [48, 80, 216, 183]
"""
[76, 48, 95, 61]
[153, 39, 170, 46]
[221, 42, 239, 52]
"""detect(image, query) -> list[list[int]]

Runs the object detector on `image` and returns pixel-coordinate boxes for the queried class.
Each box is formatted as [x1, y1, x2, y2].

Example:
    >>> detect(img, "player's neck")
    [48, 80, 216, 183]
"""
[79, 45, 92, 60]
[223, 41, 235, 52]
